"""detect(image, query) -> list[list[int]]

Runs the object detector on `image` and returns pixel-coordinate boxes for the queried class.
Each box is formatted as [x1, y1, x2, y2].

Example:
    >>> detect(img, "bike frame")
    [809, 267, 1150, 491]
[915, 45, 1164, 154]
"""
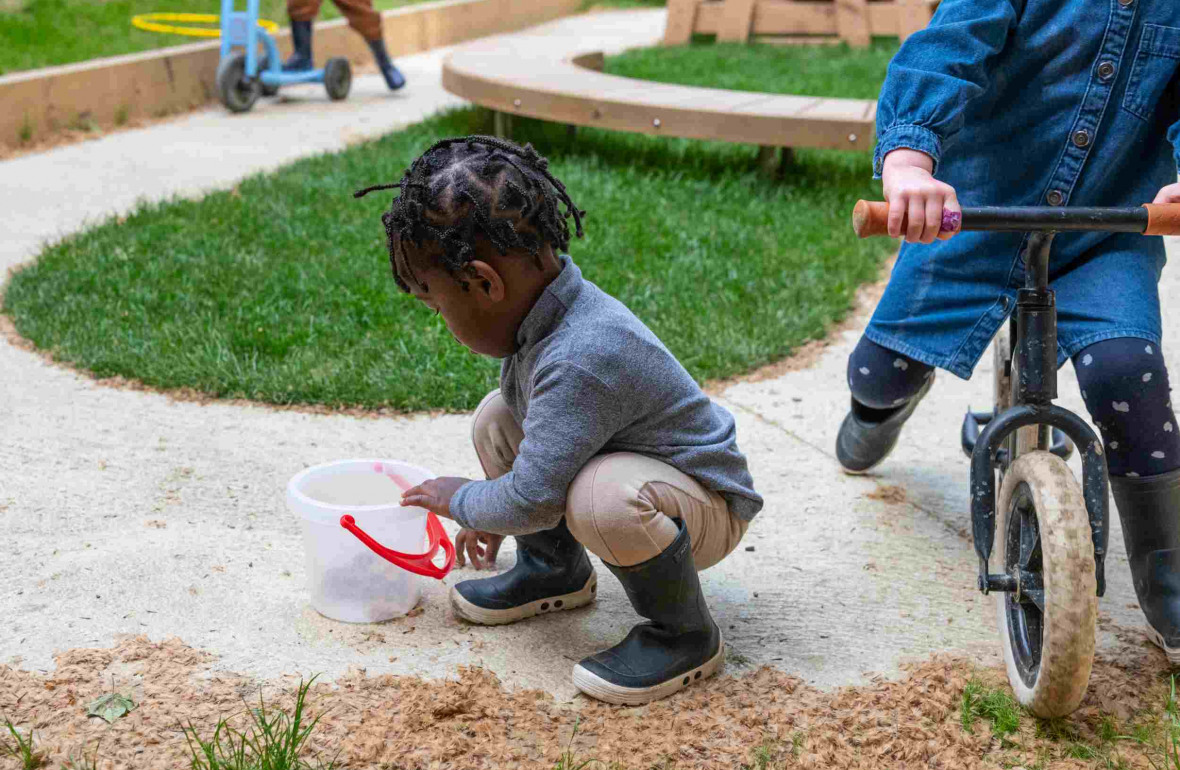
[967, 231, 1110, 598]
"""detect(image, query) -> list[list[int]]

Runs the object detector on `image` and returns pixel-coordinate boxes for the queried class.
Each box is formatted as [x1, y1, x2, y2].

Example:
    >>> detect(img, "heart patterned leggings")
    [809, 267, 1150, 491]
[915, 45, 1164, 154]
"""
[847, 335, 1180, 478]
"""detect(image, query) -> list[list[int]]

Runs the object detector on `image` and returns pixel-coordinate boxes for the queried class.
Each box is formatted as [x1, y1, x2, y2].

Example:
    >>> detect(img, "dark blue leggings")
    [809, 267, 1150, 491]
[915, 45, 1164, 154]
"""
[848, 336, 1180, 478]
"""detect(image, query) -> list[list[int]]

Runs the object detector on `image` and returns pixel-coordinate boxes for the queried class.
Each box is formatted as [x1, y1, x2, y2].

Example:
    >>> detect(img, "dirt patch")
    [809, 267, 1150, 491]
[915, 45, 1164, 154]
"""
[867, 484, 908, 505]
[0, 634, 1173, 769]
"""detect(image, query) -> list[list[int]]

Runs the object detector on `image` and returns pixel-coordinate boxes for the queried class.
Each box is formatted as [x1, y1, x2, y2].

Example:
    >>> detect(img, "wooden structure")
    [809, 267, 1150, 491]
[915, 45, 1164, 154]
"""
[664, 0, 939, 47]
[442, 46, 877, 172]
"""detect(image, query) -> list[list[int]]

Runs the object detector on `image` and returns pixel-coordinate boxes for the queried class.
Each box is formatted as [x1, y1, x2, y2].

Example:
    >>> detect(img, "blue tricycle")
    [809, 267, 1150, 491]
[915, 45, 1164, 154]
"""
[214, 0, 351, 112]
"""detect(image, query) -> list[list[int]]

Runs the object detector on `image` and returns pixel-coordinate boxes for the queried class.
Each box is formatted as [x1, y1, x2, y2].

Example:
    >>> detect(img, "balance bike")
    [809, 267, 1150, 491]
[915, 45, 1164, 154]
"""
[853, 200, 1180, 717]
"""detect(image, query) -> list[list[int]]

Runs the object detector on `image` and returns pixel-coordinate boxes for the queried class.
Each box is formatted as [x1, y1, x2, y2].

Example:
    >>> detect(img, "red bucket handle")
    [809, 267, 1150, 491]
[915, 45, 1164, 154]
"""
[340, 511, 455, 580]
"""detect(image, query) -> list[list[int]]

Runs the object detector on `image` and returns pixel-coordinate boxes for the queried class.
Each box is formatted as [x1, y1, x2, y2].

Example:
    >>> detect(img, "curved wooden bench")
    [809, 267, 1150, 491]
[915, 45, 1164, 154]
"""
[441, 47, 877, 157]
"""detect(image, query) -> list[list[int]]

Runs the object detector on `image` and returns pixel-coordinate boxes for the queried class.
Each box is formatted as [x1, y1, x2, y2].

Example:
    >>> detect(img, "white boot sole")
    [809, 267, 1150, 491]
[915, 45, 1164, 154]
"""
[1146, 624, 1180, 666]
[571, 637, 725, 705]
[449, 572, 597, 626]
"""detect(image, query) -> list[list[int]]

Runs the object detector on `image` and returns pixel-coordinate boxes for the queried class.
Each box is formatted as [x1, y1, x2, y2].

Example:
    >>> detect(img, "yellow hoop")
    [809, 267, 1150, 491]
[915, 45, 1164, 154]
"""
[131, 12, 279, 38]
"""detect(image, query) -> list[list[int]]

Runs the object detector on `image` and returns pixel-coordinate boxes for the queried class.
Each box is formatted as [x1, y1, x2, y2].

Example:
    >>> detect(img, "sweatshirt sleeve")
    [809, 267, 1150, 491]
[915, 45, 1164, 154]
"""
[449, 360, 622, 535]
[873, 0, 1021, 177]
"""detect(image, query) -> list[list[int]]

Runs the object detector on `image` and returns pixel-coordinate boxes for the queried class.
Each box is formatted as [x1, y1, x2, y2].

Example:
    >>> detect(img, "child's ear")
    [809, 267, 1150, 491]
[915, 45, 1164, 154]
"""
[465, 260, 506, 302]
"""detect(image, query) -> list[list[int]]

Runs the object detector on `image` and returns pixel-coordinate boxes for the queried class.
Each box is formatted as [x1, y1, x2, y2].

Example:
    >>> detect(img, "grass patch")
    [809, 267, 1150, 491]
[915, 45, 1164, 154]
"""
[183, 677, 336, 770]
[0, 0, 435, 74]
[583, 0, 664, 9]
[5, 44, 893, 411]
[960, 678, 1022, 740]
[1, 719, 45, 770]
[605, 38, 898, 100]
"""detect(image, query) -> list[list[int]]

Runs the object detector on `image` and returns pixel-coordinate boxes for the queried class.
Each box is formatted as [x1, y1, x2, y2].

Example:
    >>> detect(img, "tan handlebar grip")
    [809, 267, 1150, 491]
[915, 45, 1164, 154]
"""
[852, 200, 892, 238]
[1143, 204, 1180, 236]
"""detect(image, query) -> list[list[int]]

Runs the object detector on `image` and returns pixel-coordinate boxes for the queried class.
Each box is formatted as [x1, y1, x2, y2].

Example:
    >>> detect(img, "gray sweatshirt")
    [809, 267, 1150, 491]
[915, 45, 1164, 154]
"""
[449, 256, 763, 535]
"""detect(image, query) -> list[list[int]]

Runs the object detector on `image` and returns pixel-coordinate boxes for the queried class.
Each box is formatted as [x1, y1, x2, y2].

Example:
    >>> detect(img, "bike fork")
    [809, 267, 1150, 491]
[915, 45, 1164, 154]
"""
[968, 232, 1110, 597]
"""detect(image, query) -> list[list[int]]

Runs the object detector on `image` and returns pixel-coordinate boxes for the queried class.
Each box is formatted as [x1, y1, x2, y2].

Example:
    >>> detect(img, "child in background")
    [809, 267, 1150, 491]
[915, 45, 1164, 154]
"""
[836, 0, 1180, 660]
[283, 0, 405, 90]
[355, 136, 763, 704]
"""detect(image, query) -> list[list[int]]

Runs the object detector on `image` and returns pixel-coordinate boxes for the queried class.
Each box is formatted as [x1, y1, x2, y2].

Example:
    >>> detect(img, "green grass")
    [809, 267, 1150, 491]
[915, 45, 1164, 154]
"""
[62, 742, 102, 770]
[184, 678, 337, 770]
[960, 678, 1022, 740]
[1, 719, 45, 770]
[582, 0, 664, 9]
[4, 43, 893, 412]
[605, 39, 899, 100]
[0, 0, 434, 75]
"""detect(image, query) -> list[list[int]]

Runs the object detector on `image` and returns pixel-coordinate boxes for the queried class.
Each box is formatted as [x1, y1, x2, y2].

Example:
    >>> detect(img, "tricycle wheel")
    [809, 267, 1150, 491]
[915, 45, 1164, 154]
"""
[259, 56, 280, 97]
[217, 53, 261, 113]
[324, 57, 351, 101]
[995, 451, 1096, 718]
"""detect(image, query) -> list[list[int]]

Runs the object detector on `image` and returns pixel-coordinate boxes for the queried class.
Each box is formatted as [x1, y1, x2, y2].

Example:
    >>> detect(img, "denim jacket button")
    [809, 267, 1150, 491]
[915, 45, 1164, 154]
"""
[1098, 61, 1116, 80]
[1072, 129, 1091, 148]
[1119, 0, 1133, 6]
[1047, 190, 1065, 206]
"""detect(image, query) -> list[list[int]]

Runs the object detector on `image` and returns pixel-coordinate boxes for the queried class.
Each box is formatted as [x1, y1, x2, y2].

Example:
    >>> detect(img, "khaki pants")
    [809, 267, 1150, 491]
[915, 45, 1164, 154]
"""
[472, 390, 748, 568]
[288, 0, 382, 42]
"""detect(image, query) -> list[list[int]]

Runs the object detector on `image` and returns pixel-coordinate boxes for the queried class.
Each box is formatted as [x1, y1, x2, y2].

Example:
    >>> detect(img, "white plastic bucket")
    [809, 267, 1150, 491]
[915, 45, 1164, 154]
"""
[287, 459, 454, 623]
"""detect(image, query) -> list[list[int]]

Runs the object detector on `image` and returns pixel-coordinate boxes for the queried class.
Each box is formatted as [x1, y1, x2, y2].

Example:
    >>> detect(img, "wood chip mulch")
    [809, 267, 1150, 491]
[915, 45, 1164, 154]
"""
[0, 634, 1173, 769]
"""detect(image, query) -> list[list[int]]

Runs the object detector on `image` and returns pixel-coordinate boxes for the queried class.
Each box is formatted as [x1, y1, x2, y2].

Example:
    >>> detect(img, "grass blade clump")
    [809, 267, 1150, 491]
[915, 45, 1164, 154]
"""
[183, 677, 336, 770]
[960, 678, 1021, 740]
[1, 719, 45, 770]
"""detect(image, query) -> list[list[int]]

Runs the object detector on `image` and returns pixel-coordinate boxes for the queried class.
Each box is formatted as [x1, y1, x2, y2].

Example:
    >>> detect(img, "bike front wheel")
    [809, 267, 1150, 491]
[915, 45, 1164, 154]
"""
[995, 451, 1096, 718]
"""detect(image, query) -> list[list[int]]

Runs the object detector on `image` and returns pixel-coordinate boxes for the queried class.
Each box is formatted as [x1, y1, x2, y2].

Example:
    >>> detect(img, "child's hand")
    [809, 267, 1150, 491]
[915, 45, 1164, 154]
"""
[1153, 183, 1180, 204]
[455, 528, 504, 570]
[400, 476, 471, 520]
[882, 149, 960, 244]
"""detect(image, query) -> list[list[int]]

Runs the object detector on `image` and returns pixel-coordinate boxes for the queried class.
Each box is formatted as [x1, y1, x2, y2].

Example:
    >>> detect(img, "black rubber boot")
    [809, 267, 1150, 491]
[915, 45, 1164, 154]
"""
[572, 520, 723, 705]
[449, 518, 596, 625]
[836, 373, 934, 474]
[367, 38, 406, 90]
[1111, 468, 1180, 664]
[283, 20, 314, 72]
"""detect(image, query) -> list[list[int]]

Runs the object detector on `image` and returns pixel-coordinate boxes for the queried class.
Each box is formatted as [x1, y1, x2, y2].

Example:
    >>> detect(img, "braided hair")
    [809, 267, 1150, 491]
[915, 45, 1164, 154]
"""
[355, 135, 585, 293]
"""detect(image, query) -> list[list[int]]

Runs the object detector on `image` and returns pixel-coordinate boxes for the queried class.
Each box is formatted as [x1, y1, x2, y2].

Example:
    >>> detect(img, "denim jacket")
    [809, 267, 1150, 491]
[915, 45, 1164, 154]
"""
[865, 0, 1180, 379]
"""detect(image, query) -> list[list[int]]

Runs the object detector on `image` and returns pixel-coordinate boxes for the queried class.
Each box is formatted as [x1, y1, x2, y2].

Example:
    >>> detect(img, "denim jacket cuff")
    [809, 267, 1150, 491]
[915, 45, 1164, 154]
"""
[873, 125, 943, 179]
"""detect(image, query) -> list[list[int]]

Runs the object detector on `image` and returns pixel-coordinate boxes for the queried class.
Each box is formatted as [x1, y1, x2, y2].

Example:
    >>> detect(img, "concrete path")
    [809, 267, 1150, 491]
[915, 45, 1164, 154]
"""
[0, 8, 1165, 703]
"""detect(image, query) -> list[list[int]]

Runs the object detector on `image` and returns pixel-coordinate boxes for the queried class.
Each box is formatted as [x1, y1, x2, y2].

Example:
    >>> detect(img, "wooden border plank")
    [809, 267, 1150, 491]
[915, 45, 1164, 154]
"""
[717, 0, 757, 42]
[897, 0, 935, 40]
[663, 0, 700, 45]
[834, 0, 871, 47]
[442, 52, 877, 151]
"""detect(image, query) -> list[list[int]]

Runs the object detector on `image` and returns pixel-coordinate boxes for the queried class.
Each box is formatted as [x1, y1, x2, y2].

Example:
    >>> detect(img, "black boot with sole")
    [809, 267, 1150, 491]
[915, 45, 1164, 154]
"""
[1111, 468, 1180, 665]
[450, 518, 596, 625]
[836, 374, 934, 474]
[573, 519, 723, 705]
[367, 38, 406, 90]
[283, 20, 314, 72]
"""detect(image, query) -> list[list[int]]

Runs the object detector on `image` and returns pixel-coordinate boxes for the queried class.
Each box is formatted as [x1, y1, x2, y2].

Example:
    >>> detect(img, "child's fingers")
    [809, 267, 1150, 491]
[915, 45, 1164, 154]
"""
[455, 529, 475, 567]
[887, 194, 907, 239]
[922, 194, 943, 244]
[465, 537, 483, 569]
[905, 195, 926, 243]
[1153, 183, 1180, 204]
[400, 493, 433, 509]
[485, 536, 503, 565]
